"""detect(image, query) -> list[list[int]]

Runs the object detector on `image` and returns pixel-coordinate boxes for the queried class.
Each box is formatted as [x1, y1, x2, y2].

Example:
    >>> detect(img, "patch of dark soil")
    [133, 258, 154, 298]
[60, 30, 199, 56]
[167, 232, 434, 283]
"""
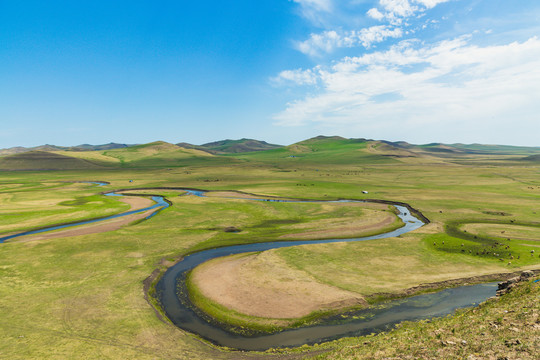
[483, 211, 512, 216]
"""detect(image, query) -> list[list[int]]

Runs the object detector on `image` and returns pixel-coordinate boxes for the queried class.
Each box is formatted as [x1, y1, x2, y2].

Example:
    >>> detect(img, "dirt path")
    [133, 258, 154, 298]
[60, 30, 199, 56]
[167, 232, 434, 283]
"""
[10, 196, 156, 243]
[191, 251, 366, 319]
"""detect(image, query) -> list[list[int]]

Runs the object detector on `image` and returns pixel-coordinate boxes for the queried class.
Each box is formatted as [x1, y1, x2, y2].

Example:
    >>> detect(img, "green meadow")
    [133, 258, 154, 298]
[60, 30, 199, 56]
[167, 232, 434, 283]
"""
[0, 137, 539, 359]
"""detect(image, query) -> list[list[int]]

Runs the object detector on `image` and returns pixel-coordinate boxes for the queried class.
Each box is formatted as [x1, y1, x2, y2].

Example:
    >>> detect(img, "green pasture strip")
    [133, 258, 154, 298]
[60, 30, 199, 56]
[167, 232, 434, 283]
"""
[0, 181, 130, 235]
[179, 200, 400, 255]
[275, 232, 507, 298]
[425, 219, 540, 267]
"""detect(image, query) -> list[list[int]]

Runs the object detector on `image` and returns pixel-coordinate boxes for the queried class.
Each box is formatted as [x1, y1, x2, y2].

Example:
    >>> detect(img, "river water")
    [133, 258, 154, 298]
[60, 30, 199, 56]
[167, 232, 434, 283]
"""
[0, 183, 498, 350]
[156, 191, 497, 350]
[0, 182, 169, 243]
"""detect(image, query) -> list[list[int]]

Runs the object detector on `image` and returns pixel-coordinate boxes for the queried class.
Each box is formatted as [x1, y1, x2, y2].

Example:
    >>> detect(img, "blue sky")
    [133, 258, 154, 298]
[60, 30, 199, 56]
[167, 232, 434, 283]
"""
[1, 0, 540, 147]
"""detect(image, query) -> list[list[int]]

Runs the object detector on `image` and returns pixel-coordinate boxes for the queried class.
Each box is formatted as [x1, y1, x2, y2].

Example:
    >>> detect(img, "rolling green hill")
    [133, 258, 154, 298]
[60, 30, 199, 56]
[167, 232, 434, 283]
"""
[0, 151, 103, 170]
[233, 136, 403, 166]
[450, 143, 540, 155]
[102, 141, 237, 168]
[3, 138, 539, 170]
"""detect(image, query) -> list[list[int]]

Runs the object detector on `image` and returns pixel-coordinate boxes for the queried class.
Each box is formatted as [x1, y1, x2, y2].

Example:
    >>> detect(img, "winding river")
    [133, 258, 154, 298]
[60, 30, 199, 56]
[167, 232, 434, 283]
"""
[0, 182, 169, 243]
[0, 182, 498, 350]
[156, 190, 497, 350]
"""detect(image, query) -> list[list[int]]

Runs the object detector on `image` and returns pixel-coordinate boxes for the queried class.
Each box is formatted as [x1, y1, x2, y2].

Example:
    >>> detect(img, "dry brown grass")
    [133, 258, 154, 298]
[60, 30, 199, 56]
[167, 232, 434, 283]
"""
[190, 251, 366, 320]
[463, 223, 540, 242]
[7, 196, 155, 243]
[279, 207, 395, 240]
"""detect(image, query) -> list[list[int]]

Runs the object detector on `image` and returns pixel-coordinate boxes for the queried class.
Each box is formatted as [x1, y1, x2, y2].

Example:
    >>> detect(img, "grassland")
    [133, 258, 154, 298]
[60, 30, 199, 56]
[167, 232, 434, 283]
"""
[0, 181, 130, 235]
[304, 275, 540, 360]
[0, 137, 539, 359]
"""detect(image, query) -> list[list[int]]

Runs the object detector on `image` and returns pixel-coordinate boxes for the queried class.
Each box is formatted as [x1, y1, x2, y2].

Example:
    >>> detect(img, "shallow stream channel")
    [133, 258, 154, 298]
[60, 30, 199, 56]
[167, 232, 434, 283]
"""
[156, 190, 498, 351]
[0, 181, 169, 243]
[0, 182, 498, 350]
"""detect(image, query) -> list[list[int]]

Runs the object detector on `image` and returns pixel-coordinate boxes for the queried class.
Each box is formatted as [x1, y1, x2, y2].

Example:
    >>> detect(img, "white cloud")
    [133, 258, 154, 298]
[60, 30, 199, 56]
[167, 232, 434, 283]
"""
[368, 0, 452, 25]
[274, 36, 540, 143]
[293, 0, 333, 12]
[292, 0, 334, 26]
[380, 0, 416, 18]
[272, 68, 320, 86]
[415, 0, 451, 9]
[296, 26, 404, 56]
[367, 8, 385, 21]
[295, 0, 451, 56]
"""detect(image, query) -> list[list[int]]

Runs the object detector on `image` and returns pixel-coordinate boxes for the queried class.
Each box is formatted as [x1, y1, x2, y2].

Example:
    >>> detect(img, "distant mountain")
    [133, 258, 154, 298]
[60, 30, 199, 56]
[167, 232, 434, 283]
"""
[0, 144, 66, 156]
[101, 140, 222, 168]
[448, 143, 540, 155]
[0, 146, 30, 156]
[297, 135, 349, 144]
[0, 142, 132, 155]
[34, 144, 65, 152]
[0, 151, 103, 170]
[197, 138, 283, 154]
[231, 135, 400, 165]
[69, 143, 130, 151]
[2, 138, 540, 162]
[175, 142, 215, 154]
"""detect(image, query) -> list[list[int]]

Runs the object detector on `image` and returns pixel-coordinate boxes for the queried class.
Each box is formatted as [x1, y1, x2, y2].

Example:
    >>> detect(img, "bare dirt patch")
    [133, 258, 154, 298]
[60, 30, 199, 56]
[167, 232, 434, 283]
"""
[190, 252, 366, 319]
[12, 209, 156, 243]
[115, 195, 154, 210]
[9, 196, 156, 243]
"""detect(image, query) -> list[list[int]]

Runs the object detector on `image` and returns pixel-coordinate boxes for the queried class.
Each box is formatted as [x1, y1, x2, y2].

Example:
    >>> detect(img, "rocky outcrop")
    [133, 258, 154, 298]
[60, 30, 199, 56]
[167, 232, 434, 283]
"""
[496, 270, 536, 296]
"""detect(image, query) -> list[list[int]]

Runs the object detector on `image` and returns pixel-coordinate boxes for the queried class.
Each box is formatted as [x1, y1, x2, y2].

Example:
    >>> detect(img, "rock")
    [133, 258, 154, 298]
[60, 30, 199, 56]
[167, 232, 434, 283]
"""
[504, 339, 521, 346]
[520, 270, 534, 279]
[498, 277, 520, 290]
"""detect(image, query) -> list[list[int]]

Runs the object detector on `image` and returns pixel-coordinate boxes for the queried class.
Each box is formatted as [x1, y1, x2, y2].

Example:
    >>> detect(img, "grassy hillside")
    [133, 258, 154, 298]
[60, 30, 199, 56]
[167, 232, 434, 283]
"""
[233, 136, 400, 167]
[308, 275, 539, 360]
[0, 151, 104, 171]
[101, 141, 237, 168]
[199, 138, 283, 153]
[451, 143, 540, 155]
